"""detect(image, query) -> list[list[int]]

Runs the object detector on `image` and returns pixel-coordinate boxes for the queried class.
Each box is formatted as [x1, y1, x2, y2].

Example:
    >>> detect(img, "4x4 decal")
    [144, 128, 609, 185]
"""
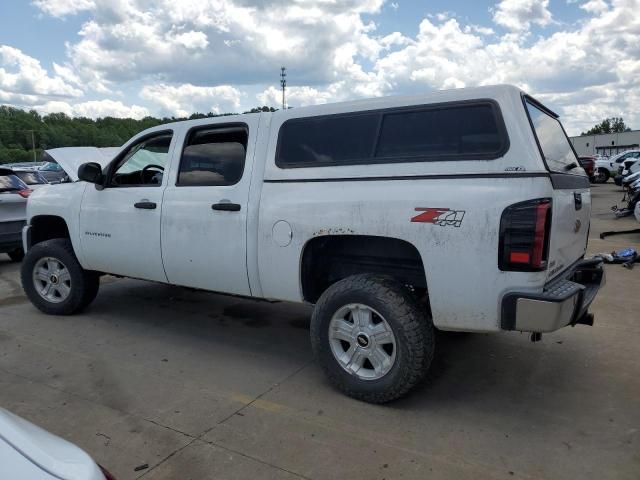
[411, 208, 465, 227]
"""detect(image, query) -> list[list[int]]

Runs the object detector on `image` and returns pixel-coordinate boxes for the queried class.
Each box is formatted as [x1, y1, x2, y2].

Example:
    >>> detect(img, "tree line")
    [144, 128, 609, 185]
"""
[0, 105, 276, 164]
[581, 117, 631, 136]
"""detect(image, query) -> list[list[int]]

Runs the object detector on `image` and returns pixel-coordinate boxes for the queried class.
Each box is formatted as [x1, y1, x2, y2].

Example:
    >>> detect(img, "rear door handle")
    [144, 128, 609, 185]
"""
[212, 202, 241, 212]
[134, 201, 157, 210]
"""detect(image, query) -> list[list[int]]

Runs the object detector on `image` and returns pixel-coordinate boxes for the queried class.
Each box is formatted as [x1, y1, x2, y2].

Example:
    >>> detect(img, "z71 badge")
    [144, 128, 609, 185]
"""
[411, 208, 466, 227]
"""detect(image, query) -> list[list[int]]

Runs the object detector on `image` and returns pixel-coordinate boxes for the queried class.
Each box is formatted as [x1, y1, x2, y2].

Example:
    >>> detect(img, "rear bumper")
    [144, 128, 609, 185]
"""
[501, 258, 605, 333]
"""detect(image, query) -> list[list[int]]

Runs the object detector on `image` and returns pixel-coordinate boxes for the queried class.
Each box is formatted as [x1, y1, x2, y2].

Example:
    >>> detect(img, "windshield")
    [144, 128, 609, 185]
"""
[40, 162, 63, 172]
[0, 173, 28, 192]
[526, 100, 581, 174]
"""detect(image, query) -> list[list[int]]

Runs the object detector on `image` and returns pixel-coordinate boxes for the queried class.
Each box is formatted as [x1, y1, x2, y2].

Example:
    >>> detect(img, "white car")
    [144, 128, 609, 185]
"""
[0, 407, 111, 480]
[595, 150, 640, 183]
[0, 168, 32, 261]
[20, 85, 604, 403]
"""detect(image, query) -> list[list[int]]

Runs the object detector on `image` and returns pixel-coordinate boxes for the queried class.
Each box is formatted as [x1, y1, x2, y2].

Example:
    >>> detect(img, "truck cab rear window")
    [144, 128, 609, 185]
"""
[276, 101, 508, 168]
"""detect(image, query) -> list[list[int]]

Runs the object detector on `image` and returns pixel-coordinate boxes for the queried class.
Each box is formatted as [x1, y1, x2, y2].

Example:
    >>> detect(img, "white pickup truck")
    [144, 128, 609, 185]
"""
[21, 85, 604, 403]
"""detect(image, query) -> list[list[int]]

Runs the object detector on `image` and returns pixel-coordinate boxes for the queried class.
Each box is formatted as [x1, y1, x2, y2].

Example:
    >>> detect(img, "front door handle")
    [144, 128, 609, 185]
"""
[212, 202, 241, 212]
[134, 201, 157, 210]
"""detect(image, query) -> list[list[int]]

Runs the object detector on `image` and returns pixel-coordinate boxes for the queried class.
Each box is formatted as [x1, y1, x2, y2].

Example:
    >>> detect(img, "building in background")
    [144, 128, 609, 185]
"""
[570, 130, 640, 157]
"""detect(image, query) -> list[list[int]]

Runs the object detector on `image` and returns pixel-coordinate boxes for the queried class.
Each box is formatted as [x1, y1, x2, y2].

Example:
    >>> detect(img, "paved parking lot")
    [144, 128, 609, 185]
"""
[1, 182, 639, 480]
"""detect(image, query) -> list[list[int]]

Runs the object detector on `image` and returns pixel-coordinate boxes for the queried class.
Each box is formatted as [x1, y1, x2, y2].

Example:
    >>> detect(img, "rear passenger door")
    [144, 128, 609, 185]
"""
[161, 118, 258, 295]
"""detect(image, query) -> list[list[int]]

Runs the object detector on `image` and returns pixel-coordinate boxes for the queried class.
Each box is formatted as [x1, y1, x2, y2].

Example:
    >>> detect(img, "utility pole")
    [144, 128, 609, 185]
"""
[31, 130, 36, 162]
[280, 66, 287, 110]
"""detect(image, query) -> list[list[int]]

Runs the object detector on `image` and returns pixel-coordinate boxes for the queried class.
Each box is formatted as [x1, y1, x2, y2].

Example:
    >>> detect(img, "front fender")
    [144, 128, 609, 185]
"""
[26, 182, 87, 264]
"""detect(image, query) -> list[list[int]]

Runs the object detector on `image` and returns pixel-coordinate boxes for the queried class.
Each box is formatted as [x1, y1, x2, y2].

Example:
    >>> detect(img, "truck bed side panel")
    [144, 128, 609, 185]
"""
[258, 176, 553, 332]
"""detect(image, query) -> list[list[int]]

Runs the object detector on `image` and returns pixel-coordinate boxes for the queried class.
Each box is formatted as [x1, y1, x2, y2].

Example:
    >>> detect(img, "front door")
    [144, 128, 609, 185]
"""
[79, 130, 175, 282]
[161, 118, 258, 295]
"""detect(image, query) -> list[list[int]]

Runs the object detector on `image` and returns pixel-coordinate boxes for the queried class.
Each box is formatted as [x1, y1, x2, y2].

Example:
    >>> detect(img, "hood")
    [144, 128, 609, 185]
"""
[0, 408, 105, 480]
[44, 147, 121, 182]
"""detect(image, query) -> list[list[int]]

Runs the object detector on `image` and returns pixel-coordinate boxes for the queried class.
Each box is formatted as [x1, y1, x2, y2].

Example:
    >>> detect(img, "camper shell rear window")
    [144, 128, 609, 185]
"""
[275, 99, 509, 168]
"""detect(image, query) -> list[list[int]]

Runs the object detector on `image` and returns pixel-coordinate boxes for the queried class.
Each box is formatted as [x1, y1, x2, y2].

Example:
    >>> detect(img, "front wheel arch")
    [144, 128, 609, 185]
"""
[28, 215, 71, 248]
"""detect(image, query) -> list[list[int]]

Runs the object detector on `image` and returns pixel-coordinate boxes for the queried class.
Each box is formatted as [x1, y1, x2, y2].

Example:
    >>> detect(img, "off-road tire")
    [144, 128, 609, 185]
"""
[7, 248, 24, 262]
[21, 239, 100, 315]
[311, 274, 434, 403]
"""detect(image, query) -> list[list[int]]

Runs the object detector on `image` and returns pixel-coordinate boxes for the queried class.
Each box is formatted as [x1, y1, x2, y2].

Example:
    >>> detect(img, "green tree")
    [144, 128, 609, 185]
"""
[0, 105, 241, 164]
[582, 117, 632, 135]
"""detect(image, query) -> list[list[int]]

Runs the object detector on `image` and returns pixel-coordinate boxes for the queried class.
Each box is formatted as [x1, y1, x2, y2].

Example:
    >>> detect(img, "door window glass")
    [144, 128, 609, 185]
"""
[177, 126, 248, 186]
[111, 133, 172, 187]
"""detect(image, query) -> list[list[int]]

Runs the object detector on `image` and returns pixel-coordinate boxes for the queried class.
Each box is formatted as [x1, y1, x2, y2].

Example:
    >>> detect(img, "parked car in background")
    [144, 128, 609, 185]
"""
[2, 162, 46, 171]
[38, 147, 121, 183]
[595, 150, 640, 183]
[621, 161, 640, 187]
[0, 168, 31, 261]
[0, 407, 113, 480]
[578, 156, 596, 182]
[37, 160, 69, 183]
[620, 158, 638, 176]
[11, 168, 49, 189]
[594, 158, 613, 183]
[614, 158, 640, 186]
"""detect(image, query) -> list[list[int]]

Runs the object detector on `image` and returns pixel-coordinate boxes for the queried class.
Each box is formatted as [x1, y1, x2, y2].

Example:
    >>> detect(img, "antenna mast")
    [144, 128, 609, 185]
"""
[280, 66, 287, 110]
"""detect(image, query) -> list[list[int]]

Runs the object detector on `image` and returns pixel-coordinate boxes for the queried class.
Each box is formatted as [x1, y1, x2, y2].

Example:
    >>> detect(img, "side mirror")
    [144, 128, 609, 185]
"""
[78, 162, 104, 184]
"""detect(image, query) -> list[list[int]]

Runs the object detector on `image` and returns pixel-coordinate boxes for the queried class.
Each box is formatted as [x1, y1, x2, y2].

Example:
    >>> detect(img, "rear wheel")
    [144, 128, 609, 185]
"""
[593, 168, 609, 184]
[7, 248, 24, 262]
[21, 239, 100, 315]
[311, 274, 434, 403]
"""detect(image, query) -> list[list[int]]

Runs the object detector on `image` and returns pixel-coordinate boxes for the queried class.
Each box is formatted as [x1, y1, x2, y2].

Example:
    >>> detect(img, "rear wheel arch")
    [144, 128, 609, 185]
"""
[300, 234, 430, 305]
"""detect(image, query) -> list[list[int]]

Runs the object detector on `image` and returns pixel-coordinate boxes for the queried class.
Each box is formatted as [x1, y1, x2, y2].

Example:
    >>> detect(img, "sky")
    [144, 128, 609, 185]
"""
[0, 0, 638, 135]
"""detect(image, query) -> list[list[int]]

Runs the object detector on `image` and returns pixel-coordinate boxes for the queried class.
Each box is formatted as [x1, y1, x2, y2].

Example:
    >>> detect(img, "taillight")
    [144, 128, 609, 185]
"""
[18, 188, 33, 198]
[499, 198, 552, 272]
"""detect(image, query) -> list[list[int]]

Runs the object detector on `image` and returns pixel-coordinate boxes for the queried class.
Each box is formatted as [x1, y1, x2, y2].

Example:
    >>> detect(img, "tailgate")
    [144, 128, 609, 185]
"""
[524, 97, 592, 279]
[546, 186, 591, 279]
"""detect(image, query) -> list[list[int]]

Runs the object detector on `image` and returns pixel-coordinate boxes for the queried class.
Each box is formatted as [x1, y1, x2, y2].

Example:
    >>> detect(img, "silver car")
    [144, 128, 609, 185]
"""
[0, 168, 31, 261]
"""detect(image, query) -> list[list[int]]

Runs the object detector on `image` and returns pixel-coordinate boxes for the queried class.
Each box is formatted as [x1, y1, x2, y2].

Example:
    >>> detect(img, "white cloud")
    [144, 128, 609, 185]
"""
[37, 99, 150, 119]
[169, 31, 209, 50]
[140, 83, 242, 117]
[492, 0, 553, 32]
[52, 0, 386, 92]
[0, 45, 82, 104]
[32, 0, 95, 18]
[257, 85, 336, 108]
[580, 0, 609, 13]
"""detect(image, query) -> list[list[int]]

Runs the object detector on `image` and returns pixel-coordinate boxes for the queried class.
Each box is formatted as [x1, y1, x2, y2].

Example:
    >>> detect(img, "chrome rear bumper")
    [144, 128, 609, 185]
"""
[501, 258, 605, 333]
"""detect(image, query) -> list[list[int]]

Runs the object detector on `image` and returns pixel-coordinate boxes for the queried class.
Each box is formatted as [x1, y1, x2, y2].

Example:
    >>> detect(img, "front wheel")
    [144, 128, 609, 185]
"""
[310, 274, 434, 403]
[21, 239, 100, 315]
